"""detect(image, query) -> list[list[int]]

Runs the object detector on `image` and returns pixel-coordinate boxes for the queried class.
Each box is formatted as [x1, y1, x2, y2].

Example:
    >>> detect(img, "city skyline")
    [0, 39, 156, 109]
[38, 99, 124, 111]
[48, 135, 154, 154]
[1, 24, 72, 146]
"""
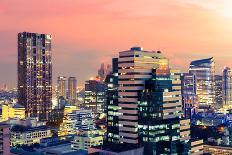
[1, 0, 232, 88]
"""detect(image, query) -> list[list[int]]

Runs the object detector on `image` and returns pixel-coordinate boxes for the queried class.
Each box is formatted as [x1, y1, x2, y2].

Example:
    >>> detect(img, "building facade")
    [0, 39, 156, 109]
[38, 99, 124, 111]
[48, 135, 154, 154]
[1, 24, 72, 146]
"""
[67, 77, 77, 104]
[189, 58, 215, 110]
[215, 75, 223, 109]
[181, 73, 197, 118]
[0, 124, 10, 155]
[223, 67, 232, 107]
[84, 79, 106, 117]
[10, 125, 52, 146]
[105, 47, 190, 154]
[57, 76, 66, 98]
[18, 32, 52, 121]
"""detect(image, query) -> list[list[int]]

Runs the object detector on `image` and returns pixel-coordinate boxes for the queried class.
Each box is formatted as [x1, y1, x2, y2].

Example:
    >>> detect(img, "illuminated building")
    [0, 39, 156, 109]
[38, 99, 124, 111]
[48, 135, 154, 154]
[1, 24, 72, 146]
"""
[57, 76, 67, 98]
[59, 109, 95, 136]
[10, 125, 52, 146]
[105, 58, 119, 143]
[71, 131, 103, 151]
[223, 67, 232, 107]
[105, 47, 190, 154]
[67, 77, 77, 104]
[181, 73, 197, 118]
[18, 32, 52, 121]
[215, 75, 223, 109]
[84, 79, 106, 117]
[0, 124, 10, 155]
[1, 103, 25, 121]
[189, 57, 215, 110]
[191, 139, 204, 155]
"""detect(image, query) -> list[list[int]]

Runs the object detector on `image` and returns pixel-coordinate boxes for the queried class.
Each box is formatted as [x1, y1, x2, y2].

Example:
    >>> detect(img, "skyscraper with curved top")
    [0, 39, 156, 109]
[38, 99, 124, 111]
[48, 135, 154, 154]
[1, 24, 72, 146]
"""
[189, 57, 215, 110]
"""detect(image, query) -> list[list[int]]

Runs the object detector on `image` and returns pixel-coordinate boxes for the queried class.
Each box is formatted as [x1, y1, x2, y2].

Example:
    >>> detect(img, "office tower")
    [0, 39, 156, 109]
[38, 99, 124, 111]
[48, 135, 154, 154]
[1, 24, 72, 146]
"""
[215, 75, 223, 108]
[181, 73, 197, 118]
[105, 58, 119, 143]
[57, 76, 66, 98]
[189, 57, 215, 110]
[18, 32, 52, 121]
[84, 79, 106, 117]
[105, 47, 190, 154]
[67, 77, 77, 104]
[223, 67, 232, 107]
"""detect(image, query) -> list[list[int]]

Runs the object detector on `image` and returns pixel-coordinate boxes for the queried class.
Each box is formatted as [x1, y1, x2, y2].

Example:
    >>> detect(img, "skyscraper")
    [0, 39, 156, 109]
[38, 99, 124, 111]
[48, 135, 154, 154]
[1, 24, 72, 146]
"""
[67, 77, 77, 104]
[57, 76, 66, 98]
[215, 75, 223, 108]
[106, 47, 190, 154]
[181, 73, 197, 118]
[98, 63, 112, 81]
[105, 58, 119, 143]
[189, 57, 215, 110]
[18, 32, 52, 121]
[223, 67, 232, 107]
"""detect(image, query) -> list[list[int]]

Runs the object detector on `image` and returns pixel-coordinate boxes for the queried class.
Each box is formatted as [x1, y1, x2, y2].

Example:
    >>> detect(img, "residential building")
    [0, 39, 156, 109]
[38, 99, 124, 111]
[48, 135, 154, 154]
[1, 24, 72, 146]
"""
[189, 57, 215, 110]
[57, 76, 67, 98]
[18, 32, 52, 121]
[67, 77, 77, 104]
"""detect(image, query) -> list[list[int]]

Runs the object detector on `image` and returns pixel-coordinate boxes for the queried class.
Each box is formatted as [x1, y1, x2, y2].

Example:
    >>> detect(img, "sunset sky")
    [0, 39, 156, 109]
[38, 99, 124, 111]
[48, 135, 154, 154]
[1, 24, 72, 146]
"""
[1, 0, 232, 88]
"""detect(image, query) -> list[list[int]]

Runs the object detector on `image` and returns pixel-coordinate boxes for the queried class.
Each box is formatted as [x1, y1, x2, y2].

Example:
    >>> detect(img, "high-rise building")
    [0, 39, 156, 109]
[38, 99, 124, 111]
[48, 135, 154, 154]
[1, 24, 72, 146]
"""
[67, 77, 77, 104]
[98, 63, 112, 81]
[105, 47, 190, 154]
[57, 76, 66, 98]
[181, 73, 197, 118]
[18, 32, 52, 121]
[84, 79, 106, 117]
[189, 57, 215, 110]
[223, 67, 232, 107]
[105, 58, 119, 143]
[215, 75, 223, 109]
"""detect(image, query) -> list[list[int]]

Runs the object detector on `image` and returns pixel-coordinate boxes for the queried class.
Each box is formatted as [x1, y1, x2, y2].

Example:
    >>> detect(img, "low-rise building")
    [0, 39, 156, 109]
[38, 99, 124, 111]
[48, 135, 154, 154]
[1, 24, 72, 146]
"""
[10, 125, 52, 146]
[204, 144, 232, 154]
[71, 131, 103, 151]
[88, 143, 144, 155]
[1, 103, 25, 121]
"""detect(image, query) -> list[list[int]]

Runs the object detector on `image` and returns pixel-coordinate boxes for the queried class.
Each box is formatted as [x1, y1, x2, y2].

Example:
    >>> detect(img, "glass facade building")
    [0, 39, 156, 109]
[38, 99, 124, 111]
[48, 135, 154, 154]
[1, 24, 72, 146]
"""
[189, 57, 215, 110]
[215, 75, 223, 109]
[18, 32, 52, 121]
[223, 67, 232, 107]
[106, 47, 190, 154]
[181, 73, 197, 118]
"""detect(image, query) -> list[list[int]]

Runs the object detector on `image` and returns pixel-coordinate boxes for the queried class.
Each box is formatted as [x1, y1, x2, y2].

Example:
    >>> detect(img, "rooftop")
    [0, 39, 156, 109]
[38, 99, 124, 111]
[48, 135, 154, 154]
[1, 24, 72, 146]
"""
[91, 143, 142, 153]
